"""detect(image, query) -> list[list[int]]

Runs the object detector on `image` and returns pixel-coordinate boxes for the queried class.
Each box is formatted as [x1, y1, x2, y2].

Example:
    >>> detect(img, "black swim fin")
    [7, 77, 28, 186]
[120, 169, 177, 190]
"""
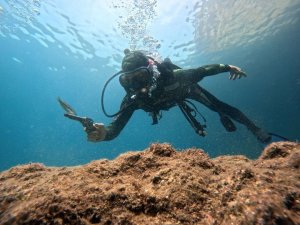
[256, 130, 291, 146]
[220, 115, 236, 132]
[268, 133, 290, 142]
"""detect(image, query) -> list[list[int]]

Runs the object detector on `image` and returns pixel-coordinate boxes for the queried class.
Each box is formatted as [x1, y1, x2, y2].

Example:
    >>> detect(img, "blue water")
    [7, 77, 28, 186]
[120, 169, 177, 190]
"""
[1, 0, 299, 171]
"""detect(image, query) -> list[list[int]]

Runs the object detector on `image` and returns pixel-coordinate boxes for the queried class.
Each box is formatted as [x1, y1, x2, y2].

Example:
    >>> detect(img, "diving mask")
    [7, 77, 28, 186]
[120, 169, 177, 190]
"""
[119, 66, 152, 92]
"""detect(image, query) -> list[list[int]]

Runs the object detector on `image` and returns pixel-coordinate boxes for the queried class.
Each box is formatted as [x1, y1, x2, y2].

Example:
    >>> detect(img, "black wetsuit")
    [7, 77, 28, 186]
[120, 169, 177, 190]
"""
[103, 64, 262, 141]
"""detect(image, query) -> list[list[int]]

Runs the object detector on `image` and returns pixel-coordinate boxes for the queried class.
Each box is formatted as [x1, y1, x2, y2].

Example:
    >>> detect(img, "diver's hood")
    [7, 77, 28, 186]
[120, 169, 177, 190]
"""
[121, 49, 149, 72]
[101, 49, 161, 118]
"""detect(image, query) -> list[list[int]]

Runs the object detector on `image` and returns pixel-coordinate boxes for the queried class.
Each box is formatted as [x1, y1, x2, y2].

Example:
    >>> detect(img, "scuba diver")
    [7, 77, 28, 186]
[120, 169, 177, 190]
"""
[61, 49, 272, 143]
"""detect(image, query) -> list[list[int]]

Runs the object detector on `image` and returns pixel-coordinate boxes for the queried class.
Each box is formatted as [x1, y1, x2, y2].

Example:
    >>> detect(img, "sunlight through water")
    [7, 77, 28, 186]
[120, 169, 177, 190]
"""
[1, 0, 299, 66]
[0, 0, 299, 171]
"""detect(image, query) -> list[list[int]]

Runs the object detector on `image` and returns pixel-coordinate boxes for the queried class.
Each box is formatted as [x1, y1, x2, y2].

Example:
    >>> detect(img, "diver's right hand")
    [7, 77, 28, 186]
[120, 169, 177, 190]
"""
[85, 123, 107, 142]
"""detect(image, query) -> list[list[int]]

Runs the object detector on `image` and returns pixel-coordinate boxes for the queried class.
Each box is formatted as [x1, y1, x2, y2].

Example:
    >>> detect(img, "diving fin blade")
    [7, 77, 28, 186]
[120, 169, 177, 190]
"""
[268, 133, 290, 143]
[57, 97, 77, 115]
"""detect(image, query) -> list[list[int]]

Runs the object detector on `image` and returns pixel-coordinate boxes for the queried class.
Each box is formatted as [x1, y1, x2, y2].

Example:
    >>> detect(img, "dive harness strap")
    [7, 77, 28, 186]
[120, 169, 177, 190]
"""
[177, 100, 207, 136]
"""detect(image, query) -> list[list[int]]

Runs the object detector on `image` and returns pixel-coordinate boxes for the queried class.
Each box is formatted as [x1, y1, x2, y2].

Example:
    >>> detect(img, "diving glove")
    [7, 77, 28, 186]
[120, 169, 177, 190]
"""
[86, 123, 107, 142]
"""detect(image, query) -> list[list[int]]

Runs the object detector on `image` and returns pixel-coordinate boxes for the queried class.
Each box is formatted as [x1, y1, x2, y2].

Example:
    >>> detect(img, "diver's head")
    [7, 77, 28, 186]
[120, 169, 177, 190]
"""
[119, 49, 153, 94]
[121, 49, 149, 72]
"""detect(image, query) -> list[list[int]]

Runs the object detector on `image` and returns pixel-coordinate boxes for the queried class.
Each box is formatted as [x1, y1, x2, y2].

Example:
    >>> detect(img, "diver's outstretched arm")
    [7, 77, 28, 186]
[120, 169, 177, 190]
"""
[86, 96, 135, 142]
[174, 64, 247, 84]
[199, 64, 247, 80]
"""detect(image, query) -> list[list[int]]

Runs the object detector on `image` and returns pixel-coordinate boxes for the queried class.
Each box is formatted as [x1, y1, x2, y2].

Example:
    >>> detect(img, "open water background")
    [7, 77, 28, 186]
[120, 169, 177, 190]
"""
[0, 0, 299, 171]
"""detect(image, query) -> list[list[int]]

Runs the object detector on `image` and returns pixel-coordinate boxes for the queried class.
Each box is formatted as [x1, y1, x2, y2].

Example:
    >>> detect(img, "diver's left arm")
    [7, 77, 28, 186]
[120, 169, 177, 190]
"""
[174, 64, 247, 84]
[199, 64, 247, 80]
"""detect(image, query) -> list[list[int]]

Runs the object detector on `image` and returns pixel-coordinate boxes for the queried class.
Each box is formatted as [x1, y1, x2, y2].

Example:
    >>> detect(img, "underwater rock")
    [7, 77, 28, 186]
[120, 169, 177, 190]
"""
[0, 142, 300, 225]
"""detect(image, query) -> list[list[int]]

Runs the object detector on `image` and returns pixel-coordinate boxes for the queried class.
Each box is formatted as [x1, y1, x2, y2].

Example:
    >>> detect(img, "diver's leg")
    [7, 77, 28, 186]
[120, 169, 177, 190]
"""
[187, 85, 271, 142]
